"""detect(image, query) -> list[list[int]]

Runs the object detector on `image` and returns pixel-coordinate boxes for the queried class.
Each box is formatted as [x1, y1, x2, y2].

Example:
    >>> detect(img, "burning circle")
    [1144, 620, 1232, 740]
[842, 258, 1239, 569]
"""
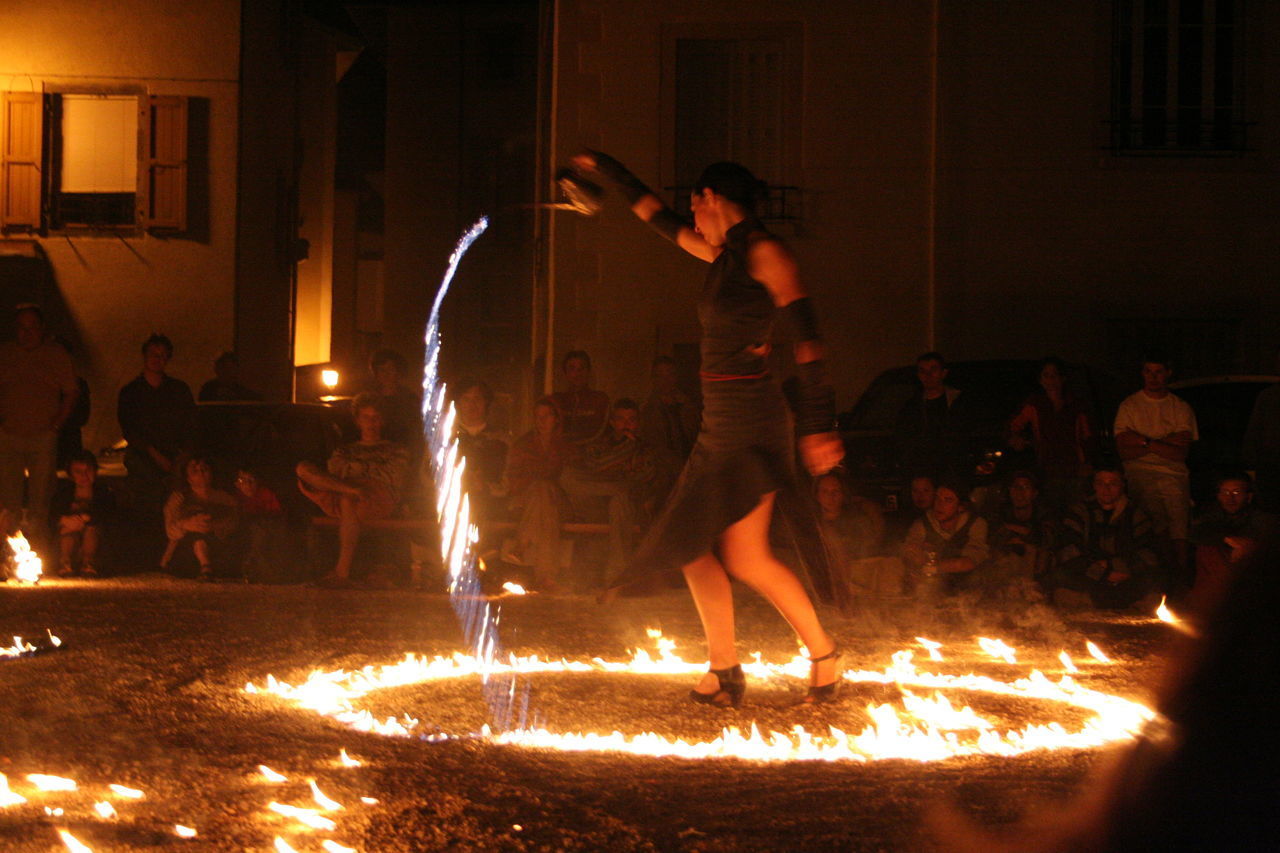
[246, 635, 1158, 763]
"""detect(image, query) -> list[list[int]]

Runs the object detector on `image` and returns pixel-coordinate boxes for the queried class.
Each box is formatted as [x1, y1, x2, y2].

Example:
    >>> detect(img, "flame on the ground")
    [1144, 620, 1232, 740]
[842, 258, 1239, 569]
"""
[57, 829, 92, 852]
[0, 773, 26, 807]
[174, 825, 197, 838]
[976, 637, 1017, 663]
[268, 801, 337, 831]
[258, 765, 288, 783]
[1155, 595, 1198, 636]
[1058, 651, 1079, 674]
[93, 801, 117, 819]
[337, 749, 361, 768]
[501, 582, 528, 596]
[28, 774, 77, 791]
[1085, 641, 1112, 663]
[108, 784, 143, 799]
[274, 838, 299, 853]
[309, 779, 343, 810]
[7, 532, 42, 583]
[247, 634, 1158, 763]
[321, 842, 357, 853]
[915, 637, 944, 661]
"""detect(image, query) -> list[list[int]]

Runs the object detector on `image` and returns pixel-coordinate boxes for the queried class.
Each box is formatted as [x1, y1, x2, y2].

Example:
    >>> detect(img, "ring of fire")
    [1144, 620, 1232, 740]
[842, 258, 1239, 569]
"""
[246, 635, 1159, 764]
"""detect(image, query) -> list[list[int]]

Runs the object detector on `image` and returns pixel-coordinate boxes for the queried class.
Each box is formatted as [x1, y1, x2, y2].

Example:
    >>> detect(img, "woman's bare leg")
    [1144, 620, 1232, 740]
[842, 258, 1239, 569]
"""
[683, 552, 737, 675]
[193, 538, 211, 571]
[334, 494, 360, 579]
[719, 492, 838, 686]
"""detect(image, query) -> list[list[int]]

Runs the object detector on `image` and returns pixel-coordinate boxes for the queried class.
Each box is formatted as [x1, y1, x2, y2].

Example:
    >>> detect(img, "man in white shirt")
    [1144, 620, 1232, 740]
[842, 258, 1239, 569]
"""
[1114, 354, 1198, 595]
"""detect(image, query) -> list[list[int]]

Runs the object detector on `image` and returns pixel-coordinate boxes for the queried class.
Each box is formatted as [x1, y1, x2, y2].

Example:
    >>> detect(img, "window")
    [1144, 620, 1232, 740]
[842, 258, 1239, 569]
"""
[1110, 0, 1248, 154]
[661, 24, 802, 221]
[0, 91, 187, 233]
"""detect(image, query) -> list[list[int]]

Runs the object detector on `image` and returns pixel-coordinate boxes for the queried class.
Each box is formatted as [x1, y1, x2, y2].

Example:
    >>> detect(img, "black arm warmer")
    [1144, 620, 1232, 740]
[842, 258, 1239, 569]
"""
[588, 150, 690, 243]
[589, 150, 654, 205]
[781, 296, 822, 343]
[794, 359, 837, 437]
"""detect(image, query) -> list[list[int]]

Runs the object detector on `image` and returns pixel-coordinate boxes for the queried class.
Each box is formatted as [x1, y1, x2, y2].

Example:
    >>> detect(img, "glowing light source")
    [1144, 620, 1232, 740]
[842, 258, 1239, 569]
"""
[8, 532, 42, 583]
[93, 801, 117, 819]
[174, 825, 197, 838]
[108, 784, 143, 799]
[321, 369, 340, 390]
[259, 765, 288, 783]
[0, 773, 26, 807]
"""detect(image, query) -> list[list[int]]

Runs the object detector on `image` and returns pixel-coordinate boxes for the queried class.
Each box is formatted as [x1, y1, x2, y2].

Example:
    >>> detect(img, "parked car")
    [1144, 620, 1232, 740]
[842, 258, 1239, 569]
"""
[1168, 375, 1280, 507]
[836, 359, 1114, 515]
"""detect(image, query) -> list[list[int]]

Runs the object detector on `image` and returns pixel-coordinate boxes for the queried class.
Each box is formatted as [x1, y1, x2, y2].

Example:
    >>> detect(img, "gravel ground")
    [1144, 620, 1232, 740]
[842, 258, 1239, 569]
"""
[0, 575, 1177, 852]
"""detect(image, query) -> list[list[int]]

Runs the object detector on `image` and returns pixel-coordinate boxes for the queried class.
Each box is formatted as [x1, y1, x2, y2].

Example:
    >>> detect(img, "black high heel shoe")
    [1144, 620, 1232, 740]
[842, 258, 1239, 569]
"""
[689, 664, 746, 708]
[801, 647, 843, 704]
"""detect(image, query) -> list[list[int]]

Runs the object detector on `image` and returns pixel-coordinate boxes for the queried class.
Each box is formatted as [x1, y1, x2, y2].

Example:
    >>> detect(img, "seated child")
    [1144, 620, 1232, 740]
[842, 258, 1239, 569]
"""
[51, 450, 117, 577]
[162, 455, 239, 581]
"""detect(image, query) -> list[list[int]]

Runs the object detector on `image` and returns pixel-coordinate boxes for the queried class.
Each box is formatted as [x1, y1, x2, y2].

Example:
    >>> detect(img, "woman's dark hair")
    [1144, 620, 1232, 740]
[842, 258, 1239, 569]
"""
[693, 162, 768, 214]
[1037, 355, 1066, 376]
[350, 391, 387, 419]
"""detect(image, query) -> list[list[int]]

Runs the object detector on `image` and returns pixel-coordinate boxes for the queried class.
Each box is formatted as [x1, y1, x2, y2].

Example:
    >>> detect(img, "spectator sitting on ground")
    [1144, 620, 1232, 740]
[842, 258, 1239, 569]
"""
[369, 349, 423, 449]
[502, 396, 573, 590]
[197, 351, 261, 402]
[161, 454, 239, 581]
[560, 398, 658, 588]
[118, 333, 197, 552]
[50, 450, 117, 578]
[1051, 464, 1161, 610]
[297, 393, 410, 586]
[452, 379, 508, 524]
[815, 471, 895, 602]
[1114, 352, 1197, 599]
[983, 471, 1054, 571]
[551, 350, 611, 445]
[1187, 472, 1277, 618]
[233, 466, 288, 583]
[0, 304, 80, 559]
[901, 477, 990, 595]
[1007, 356, 1096, 512]
[894, 352, 968, 480]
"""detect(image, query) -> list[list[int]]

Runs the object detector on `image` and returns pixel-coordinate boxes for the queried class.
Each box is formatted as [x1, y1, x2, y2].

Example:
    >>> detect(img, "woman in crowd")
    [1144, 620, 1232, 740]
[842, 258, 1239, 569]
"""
[571, 151, 844, 707]
[1008, 356, 1096, 511]
[503, 396, 573, 591]
[161, 454, 238, 581]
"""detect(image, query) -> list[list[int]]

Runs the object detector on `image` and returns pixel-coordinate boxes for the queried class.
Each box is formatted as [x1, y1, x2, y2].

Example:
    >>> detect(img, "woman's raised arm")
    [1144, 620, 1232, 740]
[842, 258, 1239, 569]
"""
[571, 151, 719, 263]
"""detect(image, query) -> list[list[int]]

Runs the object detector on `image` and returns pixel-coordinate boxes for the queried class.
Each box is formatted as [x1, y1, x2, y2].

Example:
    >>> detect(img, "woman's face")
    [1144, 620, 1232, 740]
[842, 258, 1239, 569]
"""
[186, 459, 212, 488]
[356, 405, 385, 440]
[815, 476, 846, 519]
[533, 403, 559, 438]
[932, 487, 961, 523]
[1039, 363, 1064, 395]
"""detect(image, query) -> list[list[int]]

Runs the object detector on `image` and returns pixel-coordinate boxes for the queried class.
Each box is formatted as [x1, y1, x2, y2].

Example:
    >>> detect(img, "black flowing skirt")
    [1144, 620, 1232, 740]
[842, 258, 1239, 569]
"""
[613, 375, 836, 602]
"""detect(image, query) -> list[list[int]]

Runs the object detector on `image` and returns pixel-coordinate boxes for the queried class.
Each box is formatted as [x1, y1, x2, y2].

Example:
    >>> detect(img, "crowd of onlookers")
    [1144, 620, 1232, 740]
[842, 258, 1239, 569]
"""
[2, 300, 1277, 614]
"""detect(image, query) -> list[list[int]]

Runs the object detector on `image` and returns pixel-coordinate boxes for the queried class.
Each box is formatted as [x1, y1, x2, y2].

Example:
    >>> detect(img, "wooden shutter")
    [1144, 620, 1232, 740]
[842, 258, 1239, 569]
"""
[145, 95, 187, 231]
[1, 92, 43, 230]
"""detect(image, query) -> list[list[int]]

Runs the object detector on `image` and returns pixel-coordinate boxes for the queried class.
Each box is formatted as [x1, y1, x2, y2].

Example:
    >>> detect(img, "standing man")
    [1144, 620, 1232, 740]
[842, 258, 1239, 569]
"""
[1114, 354, 1198, 597]
[0, 305, 79, 552]
[894, 352, 967, 479]
[118, 334, 196, 553]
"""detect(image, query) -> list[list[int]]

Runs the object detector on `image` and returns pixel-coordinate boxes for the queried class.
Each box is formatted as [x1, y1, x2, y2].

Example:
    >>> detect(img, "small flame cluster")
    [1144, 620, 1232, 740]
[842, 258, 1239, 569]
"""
[257, 757, 373, 852]
[6, 532, 42, 583]
[0, 772, 193, 850]
[1, 629, 61, 659]
[247, 631, 1158, 764]
[0, 757, 375, 852]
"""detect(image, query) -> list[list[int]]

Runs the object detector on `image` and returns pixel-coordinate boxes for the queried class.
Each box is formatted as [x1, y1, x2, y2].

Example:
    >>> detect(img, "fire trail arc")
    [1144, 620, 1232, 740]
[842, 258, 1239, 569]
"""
[420, 216, 531, 732]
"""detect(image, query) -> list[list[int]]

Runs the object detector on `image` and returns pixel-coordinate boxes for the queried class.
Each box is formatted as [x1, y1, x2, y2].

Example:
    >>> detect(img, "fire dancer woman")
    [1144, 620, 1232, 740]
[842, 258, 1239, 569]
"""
[570, 151, 845, 706]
